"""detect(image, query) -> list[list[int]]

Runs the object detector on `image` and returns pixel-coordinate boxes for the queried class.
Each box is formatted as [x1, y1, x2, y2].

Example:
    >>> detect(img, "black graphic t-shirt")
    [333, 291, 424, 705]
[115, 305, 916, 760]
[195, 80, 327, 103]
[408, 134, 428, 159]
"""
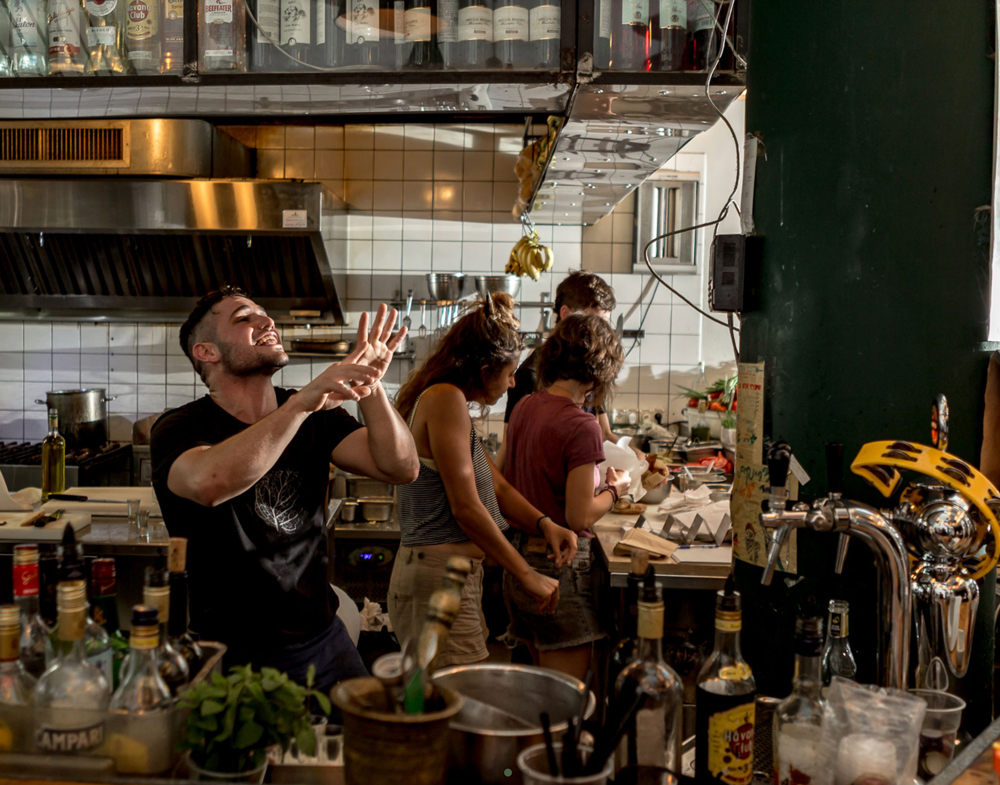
[150, 389, 362, 659]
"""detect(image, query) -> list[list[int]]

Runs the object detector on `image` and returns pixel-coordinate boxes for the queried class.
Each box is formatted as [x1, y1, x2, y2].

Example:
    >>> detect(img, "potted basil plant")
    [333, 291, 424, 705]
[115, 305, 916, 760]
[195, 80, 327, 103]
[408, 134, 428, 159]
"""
[179, 663, 331, 782]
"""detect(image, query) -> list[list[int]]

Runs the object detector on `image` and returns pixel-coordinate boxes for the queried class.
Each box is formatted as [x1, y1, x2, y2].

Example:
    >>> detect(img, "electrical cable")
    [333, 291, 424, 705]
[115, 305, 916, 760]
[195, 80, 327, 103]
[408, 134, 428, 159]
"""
[242, 0, 356, 72]
[625, 279, 659, 359]
[639, 0, 744, 358]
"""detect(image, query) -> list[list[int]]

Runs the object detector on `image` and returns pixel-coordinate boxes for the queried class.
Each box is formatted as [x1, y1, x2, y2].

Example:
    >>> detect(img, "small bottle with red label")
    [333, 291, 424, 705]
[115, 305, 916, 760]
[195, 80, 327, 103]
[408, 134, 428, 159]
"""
[13, 544, 49, 679]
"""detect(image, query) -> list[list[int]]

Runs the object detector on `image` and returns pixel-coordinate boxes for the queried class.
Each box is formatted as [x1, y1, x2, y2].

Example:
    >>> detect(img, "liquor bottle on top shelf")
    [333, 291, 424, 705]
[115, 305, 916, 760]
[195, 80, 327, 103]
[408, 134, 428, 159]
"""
[456, 0, 492, 67]
[167, 537, 204, 676]
[110, 606, 171, 713]
[593, 0, 610, 69]
[13, 544, 49, 679]
[84, 0, 134, 74]
[695, 577, 755, 785]
[10, 0, 48, 75]
[200, 0, 246, 71]
[609, 0, 649, 70]
[0, 1, 12, 76]
[34, 581, 110, 755]
[89, 558, 127, 688]
[688, 0, 729, 70]
[0, 605, 36, 706]
[529, 0, 558, 69]
[248, 0, 280, 69]
[142, 562, 190, 696]
[614, 566, 683, 773]
[436, 0, 457, 66]
[47, 0, 87, 74]
[822, 599, 857, 687]
[279, 0, 313, 67]
[608, 550, 648, 696]
[657, 0, 684, 70]
[346, 0, 382, 67]
[773, 615, 825, 785]
[41, 410, 65, 501]
[384, 0, 405, 70]
[492, 0, 528, 68]
[124, 0, 161, 72]
[313, 0, 345, 67]
[160, 0, 183, 70]
[404, 0, 438, 69]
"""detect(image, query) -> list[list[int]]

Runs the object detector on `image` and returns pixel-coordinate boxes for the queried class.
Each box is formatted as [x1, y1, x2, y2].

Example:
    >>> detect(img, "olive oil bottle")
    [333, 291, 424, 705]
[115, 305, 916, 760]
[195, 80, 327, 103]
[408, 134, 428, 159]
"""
[41, 409, 65, 501]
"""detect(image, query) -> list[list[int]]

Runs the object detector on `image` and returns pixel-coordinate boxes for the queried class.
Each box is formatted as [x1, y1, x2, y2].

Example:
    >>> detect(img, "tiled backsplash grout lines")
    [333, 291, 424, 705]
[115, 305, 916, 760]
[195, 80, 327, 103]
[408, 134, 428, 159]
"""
[0, 123, 732, 442]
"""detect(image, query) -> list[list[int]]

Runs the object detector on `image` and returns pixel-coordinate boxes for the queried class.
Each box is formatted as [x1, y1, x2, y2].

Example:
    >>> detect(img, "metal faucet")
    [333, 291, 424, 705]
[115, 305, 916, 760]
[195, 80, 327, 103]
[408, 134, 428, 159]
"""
[758, 442, 912, 690]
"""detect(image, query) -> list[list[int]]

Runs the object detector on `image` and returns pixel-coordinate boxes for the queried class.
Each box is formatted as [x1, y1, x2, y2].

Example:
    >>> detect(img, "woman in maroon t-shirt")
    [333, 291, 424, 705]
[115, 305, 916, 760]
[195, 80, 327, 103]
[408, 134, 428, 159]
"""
[502, 313, 629, 680]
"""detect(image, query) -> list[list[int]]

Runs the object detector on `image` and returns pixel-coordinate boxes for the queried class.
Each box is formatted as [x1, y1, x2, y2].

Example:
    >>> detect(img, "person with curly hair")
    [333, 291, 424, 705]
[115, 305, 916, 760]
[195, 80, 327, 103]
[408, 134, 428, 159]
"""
[389, 292, 578, 667]
[501, 313, 629, 680]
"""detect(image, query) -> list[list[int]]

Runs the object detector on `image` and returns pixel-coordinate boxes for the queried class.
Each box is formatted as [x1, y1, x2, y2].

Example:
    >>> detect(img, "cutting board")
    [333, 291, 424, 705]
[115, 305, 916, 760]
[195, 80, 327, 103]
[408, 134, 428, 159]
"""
[53, 487, 160, 518]
[0, 510, 91, 539]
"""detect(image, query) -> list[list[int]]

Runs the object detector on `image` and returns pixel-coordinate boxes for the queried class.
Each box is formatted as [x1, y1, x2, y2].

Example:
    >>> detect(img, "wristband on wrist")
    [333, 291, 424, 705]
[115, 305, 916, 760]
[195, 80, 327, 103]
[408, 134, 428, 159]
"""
[535, 515, 550, 535]
[602, 485, 620, 506]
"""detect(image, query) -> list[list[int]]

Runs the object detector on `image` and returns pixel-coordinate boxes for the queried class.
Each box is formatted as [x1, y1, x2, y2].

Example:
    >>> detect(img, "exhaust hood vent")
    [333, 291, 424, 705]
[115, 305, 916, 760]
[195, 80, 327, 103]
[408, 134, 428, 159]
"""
[0, 124, 127, 167]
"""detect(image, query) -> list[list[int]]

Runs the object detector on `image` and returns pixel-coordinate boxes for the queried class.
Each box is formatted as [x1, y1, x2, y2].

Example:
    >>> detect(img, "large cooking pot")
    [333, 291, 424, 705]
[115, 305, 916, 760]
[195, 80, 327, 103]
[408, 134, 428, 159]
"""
[35, 389, 114, 449]
[433, 664, 596, 785]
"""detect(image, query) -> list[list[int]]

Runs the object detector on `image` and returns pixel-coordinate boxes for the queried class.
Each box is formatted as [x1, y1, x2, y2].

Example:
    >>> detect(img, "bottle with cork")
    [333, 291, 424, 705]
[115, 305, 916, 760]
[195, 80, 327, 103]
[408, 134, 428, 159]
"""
[167, 537, 203, 676]
[608, 549, 649, 697]
[140, 559, 189, 696]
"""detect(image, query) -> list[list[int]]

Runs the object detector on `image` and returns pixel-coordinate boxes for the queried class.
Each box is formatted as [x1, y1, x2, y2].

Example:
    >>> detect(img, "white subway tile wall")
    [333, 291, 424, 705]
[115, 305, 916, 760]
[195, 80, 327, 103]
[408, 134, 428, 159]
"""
[0, 122, 735, 443]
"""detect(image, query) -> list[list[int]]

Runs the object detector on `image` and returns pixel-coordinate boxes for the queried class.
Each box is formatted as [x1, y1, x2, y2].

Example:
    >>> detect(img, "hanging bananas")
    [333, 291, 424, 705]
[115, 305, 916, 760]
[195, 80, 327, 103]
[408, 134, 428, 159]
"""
[505, 231, 554, 281]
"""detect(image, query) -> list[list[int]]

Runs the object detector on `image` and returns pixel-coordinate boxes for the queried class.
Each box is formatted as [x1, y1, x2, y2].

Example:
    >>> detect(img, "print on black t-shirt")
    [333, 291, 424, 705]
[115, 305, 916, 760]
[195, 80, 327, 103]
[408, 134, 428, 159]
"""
[150, 389, 362, 659]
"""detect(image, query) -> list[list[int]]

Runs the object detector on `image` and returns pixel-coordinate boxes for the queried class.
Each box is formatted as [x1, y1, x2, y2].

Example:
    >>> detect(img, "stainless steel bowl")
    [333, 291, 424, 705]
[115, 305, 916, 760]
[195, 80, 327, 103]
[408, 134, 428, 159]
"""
[434, 664, 595, 785]
[357, 497, 394, 523]
[474, 275, 521, 299]
[426, 273, 467, 302]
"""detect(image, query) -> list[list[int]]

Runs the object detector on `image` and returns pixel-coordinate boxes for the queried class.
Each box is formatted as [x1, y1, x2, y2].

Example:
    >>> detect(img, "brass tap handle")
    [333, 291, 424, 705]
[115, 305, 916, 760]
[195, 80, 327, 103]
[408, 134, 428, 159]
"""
[931, 394, 949, 452]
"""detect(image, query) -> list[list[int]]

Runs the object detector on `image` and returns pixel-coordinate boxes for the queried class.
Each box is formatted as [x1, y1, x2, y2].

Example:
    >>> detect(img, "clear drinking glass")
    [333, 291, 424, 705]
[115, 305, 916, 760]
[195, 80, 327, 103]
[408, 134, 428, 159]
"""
[909, 689, 965, 780]
[137, 509, 150, 542]
[127, 499, 141, 541]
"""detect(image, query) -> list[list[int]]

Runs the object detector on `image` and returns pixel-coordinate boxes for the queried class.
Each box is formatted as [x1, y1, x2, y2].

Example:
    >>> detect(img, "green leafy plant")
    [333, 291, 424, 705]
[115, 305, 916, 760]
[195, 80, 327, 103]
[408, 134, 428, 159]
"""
[179, 664, 331, 774]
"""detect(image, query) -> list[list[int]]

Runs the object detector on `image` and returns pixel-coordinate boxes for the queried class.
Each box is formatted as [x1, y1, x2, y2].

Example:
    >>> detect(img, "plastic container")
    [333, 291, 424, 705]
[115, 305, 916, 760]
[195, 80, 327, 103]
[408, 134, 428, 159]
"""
[517, 743, 613, 785]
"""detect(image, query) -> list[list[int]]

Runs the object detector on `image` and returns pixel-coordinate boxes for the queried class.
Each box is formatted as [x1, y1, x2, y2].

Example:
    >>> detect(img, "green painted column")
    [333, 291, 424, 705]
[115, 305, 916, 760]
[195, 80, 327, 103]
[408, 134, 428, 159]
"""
[737, 1, 996, 731]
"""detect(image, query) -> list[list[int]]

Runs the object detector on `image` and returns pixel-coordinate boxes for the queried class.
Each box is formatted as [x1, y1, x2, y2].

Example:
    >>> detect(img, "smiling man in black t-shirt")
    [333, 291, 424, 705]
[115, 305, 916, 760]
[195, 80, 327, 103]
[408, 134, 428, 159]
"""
[151, 286, 418, 694]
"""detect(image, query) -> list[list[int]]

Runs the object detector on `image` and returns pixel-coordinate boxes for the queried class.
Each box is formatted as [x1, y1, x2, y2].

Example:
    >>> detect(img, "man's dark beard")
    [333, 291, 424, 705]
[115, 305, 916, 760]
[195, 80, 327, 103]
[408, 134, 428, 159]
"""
[218, 341, 289, 377]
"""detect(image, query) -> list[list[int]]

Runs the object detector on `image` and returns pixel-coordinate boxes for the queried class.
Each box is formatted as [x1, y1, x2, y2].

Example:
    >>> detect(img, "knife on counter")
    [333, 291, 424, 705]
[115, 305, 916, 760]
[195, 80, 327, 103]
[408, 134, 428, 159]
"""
[48, 494, 130, 504]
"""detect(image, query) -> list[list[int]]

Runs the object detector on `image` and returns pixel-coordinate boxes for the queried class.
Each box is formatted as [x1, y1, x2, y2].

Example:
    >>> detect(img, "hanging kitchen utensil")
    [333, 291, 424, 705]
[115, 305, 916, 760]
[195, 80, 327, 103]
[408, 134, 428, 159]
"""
[419, 301, 427, 338]
[398, 290, 413, 355]
[615, 314, 625, 341]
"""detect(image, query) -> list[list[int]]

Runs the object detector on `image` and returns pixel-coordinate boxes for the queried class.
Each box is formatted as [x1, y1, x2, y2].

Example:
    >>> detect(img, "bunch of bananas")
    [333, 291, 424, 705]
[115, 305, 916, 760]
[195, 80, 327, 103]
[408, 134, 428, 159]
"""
[506, 232, 554, 281]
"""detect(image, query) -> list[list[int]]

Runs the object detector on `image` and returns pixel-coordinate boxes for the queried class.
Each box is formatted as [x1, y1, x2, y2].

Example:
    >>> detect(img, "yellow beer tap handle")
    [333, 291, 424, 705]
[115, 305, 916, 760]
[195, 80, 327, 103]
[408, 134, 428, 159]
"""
[851, 440, 1000, 581]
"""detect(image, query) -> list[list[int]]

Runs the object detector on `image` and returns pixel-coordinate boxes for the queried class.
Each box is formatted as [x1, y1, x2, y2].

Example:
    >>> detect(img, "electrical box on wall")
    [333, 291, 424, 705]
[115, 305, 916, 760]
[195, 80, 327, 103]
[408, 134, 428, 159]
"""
[708, 234, 762, 312]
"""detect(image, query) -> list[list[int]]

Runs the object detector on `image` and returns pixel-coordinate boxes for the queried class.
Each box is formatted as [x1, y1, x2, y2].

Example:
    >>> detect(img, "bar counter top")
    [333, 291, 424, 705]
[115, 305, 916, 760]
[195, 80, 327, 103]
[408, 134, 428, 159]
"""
[592, 509, 732, 590]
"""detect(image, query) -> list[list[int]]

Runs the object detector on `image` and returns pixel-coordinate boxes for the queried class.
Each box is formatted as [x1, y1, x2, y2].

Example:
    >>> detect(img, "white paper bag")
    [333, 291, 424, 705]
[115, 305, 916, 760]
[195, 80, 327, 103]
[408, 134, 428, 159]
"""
[599, 440, 646, 500]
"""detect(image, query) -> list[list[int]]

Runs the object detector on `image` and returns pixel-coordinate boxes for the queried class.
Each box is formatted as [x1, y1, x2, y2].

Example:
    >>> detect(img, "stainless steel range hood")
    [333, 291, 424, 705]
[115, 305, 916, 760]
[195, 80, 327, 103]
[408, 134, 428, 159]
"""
[0, 120, 344, 324]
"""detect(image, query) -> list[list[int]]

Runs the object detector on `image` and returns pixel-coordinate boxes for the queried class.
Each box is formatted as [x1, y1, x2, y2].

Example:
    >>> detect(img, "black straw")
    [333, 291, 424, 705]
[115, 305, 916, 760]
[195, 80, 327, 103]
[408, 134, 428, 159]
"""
[561, 716, 580, 777]
[540, 712, 559, 777]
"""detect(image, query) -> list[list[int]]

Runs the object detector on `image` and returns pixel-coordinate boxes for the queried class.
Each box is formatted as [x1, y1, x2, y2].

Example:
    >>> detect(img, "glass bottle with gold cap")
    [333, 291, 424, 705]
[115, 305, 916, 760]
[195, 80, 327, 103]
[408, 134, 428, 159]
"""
[110, 606, 171, 713]
[140, 563, 189, 695]
[614, 566, 683, 773]
[13, 544, 49, 679]
[0, 604, 36, 705]
[167, 537, 203, 676]
[695, 577, 756, 785]
[40, 409, 65, 501]
[34, 581, 110, 755]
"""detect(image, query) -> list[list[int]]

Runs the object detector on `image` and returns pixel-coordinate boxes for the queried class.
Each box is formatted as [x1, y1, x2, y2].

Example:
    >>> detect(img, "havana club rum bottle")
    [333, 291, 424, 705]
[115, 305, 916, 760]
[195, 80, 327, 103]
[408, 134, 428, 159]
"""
[695, 581, 756, 785]
[125, 0, 160, 71]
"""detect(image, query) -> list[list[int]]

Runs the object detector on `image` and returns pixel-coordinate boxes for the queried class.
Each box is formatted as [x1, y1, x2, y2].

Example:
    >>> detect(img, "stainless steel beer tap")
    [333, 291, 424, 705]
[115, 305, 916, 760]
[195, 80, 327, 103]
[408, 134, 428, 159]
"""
[759, 442, 912, 689]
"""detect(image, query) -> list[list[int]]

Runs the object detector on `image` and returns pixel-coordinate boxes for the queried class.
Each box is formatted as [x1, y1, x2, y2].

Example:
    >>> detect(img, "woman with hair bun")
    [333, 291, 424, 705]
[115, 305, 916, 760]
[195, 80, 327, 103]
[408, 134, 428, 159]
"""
[389, 292, 578, 667]
[502, 312, 629, 680]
